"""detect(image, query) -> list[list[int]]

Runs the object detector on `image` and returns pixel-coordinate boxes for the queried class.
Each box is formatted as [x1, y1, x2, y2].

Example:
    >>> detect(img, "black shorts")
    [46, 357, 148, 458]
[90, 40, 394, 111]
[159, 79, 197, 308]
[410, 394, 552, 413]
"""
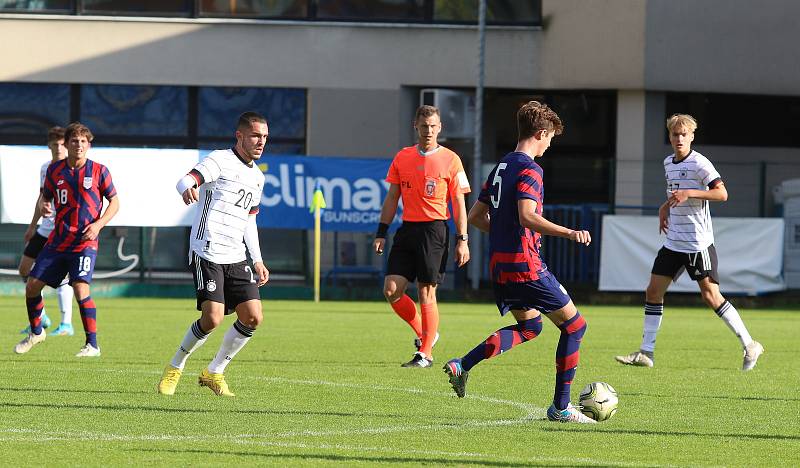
[651, 245, 719, 284]
[23, 232, 48, 259]
[387, 220, 449, 284]
[190, 252, 261, 313]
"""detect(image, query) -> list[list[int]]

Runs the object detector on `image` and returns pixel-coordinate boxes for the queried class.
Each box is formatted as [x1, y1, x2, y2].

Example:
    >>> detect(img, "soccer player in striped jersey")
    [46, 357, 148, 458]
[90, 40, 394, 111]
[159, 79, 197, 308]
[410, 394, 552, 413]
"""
[373, 105, 471, 368]
[18, 126, 74, 337]
[615, 114, 764, 371]
[158, 112, 269, 397]
[443, 101, 596, 424]
[15, 123, 119, 357]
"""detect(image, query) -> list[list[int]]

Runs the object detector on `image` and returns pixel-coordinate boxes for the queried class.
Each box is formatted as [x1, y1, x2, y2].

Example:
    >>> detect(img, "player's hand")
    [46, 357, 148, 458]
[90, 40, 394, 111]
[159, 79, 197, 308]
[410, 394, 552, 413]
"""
[82, 222, 101, 241]
[455, 241, 470, 267]
[253, 261, 269, 286]
[658, 204, 670, 234]
[667, 190, 689, 207]
[182, 187, 200, 205]
[373, 238, 386, 255]
[569, 229, 591, 246]
[23, 225, 36, 243]
[40, 200, 53, 217]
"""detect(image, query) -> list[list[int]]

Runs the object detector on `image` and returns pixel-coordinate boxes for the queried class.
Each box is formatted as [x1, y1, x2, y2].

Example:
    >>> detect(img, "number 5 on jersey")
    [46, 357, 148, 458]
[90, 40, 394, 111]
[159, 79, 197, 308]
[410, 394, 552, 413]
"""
[490, 163, 508, 208]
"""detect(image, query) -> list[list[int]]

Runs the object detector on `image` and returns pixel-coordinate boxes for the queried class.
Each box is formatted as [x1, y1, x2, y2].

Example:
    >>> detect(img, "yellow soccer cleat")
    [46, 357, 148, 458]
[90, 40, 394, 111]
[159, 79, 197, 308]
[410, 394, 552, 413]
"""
[198, 368, 235, 397]
[157, 365, 183, 395]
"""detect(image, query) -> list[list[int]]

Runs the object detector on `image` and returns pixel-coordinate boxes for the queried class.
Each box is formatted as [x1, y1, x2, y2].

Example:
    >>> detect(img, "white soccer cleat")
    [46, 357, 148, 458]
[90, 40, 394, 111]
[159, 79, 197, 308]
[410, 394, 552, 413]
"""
[742, 341, 764, 371]
[75, 344, 101, 357]
[547, 403, 597, 424]
[614, 351, 654, 367]
[14, 331, 46, 354]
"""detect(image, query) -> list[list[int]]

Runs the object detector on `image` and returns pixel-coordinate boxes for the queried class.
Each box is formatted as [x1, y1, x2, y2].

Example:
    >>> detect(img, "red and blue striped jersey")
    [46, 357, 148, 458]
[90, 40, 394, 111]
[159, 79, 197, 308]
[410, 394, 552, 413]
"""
[478, 152, 545, 284]
[41, 158, 116, 252]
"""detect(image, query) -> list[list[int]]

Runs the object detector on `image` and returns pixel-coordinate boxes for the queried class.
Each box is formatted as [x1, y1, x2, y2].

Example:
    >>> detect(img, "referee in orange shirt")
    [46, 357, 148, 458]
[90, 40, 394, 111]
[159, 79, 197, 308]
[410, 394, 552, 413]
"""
[373, 105, 471, 368]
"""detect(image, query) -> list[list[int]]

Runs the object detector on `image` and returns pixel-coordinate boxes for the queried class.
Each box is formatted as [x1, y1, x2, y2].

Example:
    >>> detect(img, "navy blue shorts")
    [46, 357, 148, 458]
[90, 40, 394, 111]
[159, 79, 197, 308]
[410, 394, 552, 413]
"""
[29, 246, 97, 288]
[492, 271, 571, 316]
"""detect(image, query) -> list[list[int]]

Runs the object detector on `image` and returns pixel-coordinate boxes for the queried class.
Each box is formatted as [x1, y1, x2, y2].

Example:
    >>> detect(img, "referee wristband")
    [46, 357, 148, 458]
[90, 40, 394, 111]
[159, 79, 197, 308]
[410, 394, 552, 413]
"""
[375, 223, 389, 239]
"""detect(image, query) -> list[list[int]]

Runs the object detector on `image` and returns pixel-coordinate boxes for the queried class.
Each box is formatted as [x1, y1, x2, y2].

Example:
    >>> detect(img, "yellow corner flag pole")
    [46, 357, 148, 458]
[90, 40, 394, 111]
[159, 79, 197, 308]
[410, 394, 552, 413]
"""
[309, 181, 327, 302]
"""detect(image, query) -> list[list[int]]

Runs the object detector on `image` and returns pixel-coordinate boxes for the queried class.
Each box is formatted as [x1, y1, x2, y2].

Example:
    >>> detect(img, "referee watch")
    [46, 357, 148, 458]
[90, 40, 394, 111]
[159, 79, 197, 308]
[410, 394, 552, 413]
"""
[455, 233, 469, 242]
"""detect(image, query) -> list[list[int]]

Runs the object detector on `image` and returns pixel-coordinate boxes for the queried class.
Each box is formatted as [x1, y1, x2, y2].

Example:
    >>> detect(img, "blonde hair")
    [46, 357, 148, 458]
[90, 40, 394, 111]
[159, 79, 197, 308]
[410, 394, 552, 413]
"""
[666, 113, 698, 133]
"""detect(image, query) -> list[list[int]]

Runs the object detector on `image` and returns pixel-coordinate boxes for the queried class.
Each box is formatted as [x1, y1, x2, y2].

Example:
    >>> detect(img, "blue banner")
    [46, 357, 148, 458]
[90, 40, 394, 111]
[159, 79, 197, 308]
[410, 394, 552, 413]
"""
[255, 155, 401, 232]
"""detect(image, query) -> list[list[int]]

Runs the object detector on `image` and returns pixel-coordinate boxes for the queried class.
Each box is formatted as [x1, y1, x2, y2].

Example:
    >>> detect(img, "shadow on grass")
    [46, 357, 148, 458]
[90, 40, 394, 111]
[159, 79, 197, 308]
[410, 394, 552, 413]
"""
[128, 447, 617, 467]
[544, 426, 800, 441]
[623, 392, 800, 402]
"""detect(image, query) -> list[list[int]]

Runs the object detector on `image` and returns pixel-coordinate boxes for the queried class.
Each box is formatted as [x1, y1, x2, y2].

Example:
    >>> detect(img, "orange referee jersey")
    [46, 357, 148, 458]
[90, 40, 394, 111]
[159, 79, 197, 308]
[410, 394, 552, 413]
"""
[386, 145, 471, 222]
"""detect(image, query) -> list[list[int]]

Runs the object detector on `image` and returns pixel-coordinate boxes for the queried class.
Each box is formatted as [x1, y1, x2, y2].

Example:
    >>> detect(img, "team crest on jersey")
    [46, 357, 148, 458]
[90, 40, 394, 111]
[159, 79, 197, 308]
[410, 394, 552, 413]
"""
[680, 170, 687, 179]
[206, 279, 217, 292]
[83, 177, 93, 189]
[425, 178, 436, 197]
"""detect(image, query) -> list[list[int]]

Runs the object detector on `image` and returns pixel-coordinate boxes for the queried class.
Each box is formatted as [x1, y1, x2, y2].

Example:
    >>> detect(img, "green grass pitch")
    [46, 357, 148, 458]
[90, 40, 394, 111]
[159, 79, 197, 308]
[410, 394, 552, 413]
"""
[1, 296, 798, 467]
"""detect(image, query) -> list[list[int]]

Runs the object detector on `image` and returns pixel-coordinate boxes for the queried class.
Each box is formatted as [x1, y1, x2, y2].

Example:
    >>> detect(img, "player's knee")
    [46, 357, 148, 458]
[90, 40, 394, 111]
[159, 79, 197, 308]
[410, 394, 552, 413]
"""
[383, 285, 401, 302]
[241, 312, 262, 329]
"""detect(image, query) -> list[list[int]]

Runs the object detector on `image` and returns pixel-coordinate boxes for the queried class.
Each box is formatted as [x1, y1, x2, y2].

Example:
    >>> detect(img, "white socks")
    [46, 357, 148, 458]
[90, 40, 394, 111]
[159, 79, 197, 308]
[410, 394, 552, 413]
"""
[56, 283, 73, 325]
[207, 320, 255, 374]
[715, 301, 753, 348]
[170, 320, 210, 370]
[640, 303, 663, 353]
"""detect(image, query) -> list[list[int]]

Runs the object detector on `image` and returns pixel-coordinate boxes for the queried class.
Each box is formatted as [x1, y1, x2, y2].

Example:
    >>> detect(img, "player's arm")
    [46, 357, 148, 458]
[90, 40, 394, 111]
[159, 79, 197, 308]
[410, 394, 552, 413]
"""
[373, 183, 400, 255]
[658, 200, 670, 234]
[244, 215, 269, 286]
[24, 192, 44, 243]
[82, 195, 119, 241]
[518, 199, 590, 246]
[176, 169, 204, 205]
[467, 200, 490, 233]
[668, 179, 727, 206]
[452, 191, 470, 267]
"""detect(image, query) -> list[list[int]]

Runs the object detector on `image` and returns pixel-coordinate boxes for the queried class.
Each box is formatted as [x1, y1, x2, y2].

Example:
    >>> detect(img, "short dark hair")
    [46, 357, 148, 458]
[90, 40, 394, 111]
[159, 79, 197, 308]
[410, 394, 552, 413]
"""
[414, 105, 440, 123]
[47, 126, 65, 143]
[237, 111, 267, 130]
[517, 101, 563, 140]
[64, 122, 94, 142]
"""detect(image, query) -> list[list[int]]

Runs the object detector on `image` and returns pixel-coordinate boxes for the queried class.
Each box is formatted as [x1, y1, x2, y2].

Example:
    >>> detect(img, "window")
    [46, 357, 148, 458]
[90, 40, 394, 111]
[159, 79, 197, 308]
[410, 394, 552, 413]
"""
[0, 83, 70, 139]
[81, 85, 189, 138]
[0, 0, 71, 12]
[199, 0, 307, 18]
[434, 0, 542, 25]
[666, 92, 800, 148]
[80, 0, 190, 16]
[316, 0, 425, 21]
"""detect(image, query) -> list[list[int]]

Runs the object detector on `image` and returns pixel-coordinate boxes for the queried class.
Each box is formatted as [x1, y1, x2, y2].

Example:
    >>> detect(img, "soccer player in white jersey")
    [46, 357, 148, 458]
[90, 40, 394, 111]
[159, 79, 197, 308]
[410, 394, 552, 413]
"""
[18, 127, 74, 336]
[615, 114, 764, 371]
[157, 112, 269, 396]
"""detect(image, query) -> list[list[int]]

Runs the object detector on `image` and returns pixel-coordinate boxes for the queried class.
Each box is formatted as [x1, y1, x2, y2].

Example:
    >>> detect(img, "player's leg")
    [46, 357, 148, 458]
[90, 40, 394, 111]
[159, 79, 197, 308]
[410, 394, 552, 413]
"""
[402, 221, 448, 368]
[384, 224, 423, 341]
[200, 262, 263, 397]
[697, 278, 763, 370]
[616, 247, 681, 367]
[16, 247, 66, 353]
[544, 298, 595, 424]
[158, 254, 224, 395]
[444, 303, 543, 398]
[18, 233, 51, 333]
[69, 249, 100, 357]
[50, 280, 75, 336]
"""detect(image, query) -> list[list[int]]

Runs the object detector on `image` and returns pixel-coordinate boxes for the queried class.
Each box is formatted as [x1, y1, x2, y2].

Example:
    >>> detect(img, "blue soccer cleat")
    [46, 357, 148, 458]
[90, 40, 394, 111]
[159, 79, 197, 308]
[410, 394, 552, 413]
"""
[50, 323, 74, 336]
[443, 358, 469, 398]
[20, 311, 52, 334]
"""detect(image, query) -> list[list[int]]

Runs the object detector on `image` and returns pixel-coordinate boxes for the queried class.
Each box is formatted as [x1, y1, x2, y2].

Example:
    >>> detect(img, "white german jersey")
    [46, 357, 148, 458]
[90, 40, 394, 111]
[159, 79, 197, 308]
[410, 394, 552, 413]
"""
[188, 149, 265, 264]
[663, 150, 721, 253]
[36, 160, 56, 237]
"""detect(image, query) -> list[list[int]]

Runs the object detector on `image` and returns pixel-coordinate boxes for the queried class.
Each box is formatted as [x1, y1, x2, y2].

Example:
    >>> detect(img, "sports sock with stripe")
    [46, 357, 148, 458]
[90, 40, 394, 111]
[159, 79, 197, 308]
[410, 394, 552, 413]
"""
[640, 302, 663, 353]
[170, 319, 210, 370]
[25, 294, 45, 335]
[554, 312, 587, 410]
[460, 316, 543, 372]
[78, 296, 98, 348]
[208, 320, 256, 374]
[715, 300, 753, 347]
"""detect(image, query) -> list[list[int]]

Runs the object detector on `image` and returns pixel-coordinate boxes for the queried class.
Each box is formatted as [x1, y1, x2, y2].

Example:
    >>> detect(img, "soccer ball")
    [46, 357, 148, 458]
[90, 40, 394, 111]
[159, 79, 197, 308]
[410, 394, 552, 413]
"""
[579, 382, 618, 421]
